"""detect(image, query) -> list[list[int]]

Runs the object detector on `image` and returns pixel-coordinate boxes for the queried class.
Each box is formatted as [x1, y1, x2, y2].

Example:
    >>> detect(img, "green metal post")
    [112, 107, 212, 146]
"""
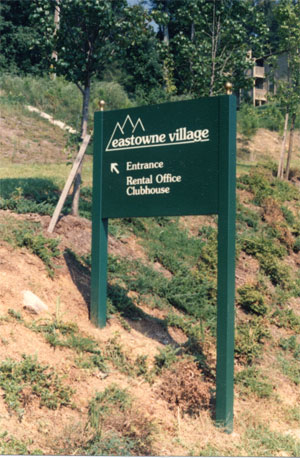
[91, 110, 108, 328]
[216, 95, 236, 432]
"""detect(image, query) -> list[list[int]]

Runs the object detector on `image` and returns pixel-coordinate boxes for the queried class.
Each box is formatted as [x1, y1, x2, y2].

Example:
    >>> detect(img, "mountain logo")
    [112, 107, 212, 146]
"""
[105, 114, 210, 152]
[106, 115, 145, 151]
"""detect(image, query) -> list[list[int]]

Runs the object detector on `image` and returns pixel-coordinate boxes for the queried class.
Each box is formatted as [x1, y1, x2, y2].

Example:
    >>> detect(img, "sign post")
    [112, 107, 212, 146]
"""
[91, 95, 236, 431]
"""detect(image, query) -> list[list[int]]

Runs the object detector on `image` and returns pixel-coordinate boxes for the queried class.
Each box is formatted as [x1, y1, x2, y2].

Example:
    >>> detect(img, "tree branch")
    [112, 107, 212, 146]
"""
[75, 82, 84, 95]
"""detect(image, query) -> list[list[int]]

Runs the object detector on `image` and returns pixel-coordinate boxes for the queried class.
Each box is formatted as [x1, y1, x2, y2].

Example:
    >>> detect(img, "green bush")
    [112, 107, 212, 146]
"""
[256, 103, 284, 132]
[279, 336, 300, 359]
[271, 307, 300, 332]
[238, 284, 268, 315]
[90, 80, 132, 111]
[237, 104, 259, 139]
[237, 166, 298, 205]
[0, 355, 73, 418]
[235, 318, 270, 364]
[236, 202, 259, 230]
[240, 235, 292, 288]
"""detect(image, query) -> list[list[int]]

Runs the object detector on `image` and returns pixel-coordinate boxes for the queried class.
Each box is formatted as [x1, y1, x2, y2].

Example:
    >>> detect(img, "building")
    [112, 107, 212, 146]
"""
[247, 52, 289, 106]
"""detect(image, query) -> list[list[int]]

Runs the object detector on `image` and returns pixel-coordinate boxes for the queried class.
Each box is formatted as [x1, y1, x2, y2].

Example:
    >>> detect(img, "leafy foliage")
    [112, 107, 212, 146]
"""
[0, 0, 54, 74]
[152, 0, 269, 97]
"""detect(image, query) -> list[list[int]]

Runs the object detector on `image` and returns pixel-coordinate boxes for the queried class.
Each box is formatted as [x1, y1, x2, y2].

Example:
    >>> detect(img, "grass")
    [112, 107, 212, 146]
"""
[243, 425, 300, 457]
[0, 74, 132, 131]
[0, 432, 42, 455]
[235, 367, 273, 398]
[0, 161, 93, 187]
[56, 384, 155, 456]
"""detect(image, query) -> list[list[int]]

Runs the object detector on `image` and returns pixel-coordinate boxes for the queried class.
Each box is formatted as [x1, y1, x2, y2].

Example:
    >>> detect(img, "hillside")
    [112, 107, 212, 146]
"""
[0, 96, 300, 456]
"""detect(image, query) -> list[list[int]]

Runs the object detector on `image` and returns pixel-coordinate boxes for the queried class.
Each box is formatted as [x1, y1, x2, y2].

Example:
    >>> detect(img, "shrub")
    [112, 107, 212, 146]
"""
[238, 284, 268, 315]
[237, 104, 259, 139]
[157, 359, 211, 414]
[237, 166, 298, 205]
[256, 103, 284, 132]
[0, 355, 73, 418]
[271, 307, 300, 332]
[235, 318, 270, 364]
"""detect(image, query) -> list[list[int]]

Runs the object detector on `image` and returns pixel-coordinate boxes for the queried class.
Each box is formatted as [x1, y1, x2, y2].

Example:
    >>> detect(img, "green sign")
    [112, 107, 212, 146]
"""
[101, 98, 219, 218]
[91, 96, 236, 432]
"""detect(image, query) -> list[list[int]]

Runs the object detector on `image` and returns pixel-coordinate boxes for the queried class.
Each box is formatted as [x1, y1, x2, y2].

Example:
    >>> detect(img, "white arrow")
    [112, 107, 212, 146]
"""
[110, 163, 120, 174]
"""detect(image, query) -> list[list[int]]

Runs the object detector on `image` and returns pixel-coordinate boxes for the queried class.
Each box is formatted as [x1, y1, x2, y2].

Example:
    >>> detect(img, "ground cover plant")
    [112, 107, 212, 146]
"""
[0, 354, 74, 419]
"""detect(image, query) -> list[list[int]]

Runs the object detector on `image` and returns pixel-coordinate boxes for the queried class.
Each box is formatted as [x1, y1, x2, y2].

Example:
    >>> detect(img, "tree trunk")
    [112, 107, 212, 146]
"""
[163, 24, 169, 45]
[51, 0, 60, 79]
[209, 2, 219, 97]
[284, 112, 296, 180]
[71, 82, 90, 216]
[277, 112, 289, 179]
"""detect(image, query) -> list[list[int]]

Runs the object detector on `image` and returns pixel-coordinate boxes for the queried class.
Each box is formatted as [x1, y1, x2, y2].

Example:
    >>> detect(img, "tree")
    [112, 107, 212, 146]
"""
[275, 0, 300, 179]
[151, 0, 269, 97]
[115, 4, 165, 103]
[32, 0, 130, 215]
[0, 0, 54, 75]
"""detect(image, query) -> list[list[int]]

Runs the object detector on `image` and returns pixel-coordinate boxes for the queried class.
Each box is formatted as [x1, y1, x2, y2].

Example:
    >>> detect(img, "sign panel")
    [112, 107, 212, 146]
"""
[91, 95, 236, 432]
[99, 98, 219, 218]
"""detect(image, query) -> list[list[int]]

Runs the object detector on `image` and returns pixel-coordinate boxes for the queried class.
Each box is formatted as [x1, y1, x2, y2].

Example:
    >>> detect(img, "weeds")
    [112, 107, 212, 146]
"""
[80, 384, 154, 456]
[30, 317, 108, 372]
[235, 318, 270, 364]
[104, 334, 136, 376]
[8, 308, 23, 322]
[244, 424, 300, 457]
[278, 354, 300, 385]
[154, 345, 180, 373]
[271, 307, 300, 332]
[0, 431, 42, 455]
[0, 355, 74, 419]
[279, 335, 300, 359]
[235, 367, 273, 398]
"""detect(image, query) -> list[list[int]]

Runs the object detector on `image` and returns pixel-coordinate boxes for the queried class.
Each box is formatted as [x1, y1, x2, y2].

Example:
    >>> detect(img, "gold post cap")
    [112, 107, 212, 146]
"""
[225, 82, 233, 95]
[99, 100, 106, 111]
